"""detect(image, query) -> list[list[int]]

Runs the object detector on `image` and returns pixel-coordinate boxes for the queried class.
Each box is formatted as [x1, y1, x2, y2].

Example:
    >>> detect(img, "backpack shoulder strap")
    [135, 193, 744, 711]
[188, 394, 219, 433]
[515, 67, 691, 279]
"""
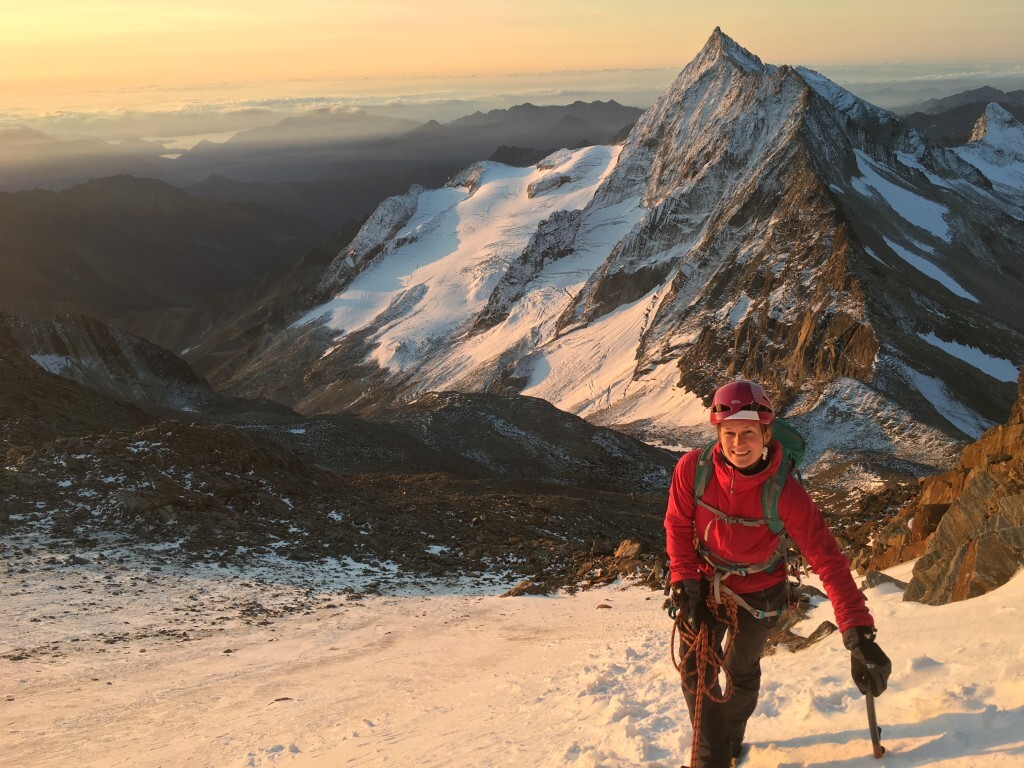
[692, 440, 717, 505]
[762, 417, 807, 535]
[760, 462, 789, 534]
[761, 446, 805, 534]
[694, 438, 798, 536]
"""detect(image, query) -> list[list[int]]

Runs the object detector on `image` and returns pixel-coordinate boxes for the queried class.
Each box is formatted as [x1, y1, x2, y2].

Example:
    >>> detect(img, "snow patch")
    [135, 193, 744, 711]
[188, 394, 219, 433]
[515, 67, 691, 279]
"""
[295, 145, 623, 379]
[853, 150, 951, 241]
[883, 236, 978, 303]
[894, 359, 994, 438]
[30, 353, 73, 374]
[727, 295, 751, 328]
[896, 150, 954, 189]
[918, 332, 1020, 383]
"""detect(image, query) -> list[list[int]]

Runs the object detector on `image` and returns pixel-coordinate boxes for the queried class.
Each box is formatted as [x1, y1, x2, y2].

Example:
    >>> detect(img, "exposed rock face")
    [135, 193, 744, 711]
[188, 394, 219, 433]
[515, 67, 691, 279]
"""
[870, 366, 1024, 604]
[0, 317, 155, 451]
[2, 313, 220, 414]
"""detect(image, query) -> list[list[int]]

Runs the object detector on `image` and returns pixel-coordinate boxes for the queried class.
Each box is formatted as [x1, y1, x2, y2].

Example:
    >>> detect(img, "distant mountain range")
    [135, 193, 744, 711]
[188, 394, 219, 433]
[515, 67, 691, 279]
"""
[180, 101, 643, 229]
[0, 128, 177, 192]
[0, 175, 323, 317]
[1, 102, 643, 232]
[175, 102, 640, 180]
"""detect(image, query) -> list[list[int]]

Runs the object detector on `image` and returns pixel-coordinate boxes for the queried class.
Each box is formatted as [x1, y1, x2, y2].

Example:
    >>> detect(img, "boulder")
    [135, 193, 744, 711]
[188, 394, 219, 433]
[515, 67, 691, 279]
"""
[862, 569, 909, 590]
[614, 539, 644, 559]
[901, 366, 1024, 604]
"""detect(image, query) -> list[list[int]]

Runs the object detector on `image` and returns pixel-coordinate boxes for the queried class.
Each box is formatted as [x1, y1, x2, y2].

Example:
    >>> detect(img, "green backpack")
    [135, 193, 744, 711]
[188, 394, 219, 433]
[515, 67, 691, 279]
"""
[692, 416, 806, 534]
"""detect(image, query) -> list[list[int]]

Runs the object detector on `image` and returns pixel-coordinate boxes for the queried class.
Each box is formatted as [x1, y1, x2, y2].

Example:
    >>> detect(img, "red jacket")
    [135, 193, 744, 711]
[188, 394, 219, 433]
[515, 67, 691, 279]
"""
[664, 439, 873, 632]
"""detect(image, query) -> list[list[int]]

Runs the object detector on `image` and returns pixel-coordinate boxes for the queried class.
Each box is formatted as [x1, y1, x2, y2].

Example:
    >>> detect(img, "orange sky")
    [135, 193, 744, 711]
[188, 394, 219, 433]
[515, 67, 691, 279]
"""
[2, 1, 1023, 113]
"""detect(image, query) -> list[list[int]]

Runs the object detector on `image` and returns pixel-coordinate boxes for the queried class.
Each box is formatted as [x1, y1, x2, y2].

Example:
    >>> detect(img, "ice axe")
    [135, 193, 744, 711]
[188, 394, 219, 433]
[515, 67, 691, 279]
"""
[865, 691, 885, 758]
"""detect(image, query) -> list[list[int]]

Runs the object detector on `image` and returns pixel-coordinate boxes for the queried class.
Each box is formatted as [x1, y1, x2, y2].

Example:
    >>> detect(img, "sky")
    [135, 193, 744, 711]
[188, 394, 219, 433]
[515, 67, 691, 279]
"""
[3, 1, 1024, 118]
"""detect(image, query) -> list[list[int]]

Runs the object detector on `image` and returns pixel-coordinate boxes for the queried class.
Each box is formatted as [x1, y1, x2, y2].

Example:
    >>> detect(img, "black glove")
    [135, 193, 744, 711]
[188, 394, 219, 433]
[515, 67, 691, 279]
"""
[666, 580, 694, 618]
[667, 580, 714, 632]
[843, 627, 892, 696]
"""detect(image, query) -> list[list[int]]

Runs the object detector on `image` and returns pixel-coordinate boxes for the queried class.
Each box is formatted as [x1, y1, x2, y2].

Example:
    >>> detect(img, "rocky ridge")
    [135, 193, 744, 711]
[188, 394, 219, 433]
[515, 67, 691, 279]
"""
[2, 312, 221, 414]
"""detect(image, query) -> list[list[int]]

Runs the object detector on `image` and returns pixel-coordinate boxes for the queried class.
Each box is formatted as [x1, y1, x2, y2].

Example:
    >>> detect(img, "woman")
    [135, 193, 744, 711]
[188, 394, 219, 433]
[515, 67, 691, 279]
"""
[664, 380, 891, 768]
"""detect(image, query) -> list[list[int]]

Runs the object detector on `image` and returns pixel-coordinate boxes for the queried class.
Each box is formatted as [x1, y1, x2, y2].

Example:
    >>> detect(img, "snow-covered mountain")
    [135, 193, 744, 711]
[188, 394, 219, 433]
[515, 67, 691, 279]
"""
[955, 102, 1024, 206]
[181, 29, 1024, 486]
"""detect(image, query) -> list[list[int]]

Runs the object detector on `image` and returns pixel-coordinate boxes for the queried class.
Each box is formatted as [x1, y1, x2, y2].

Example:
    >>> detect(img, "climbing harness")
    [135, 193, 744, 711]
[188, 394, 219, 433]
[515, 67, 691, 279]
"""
[692, 498, 803, 620]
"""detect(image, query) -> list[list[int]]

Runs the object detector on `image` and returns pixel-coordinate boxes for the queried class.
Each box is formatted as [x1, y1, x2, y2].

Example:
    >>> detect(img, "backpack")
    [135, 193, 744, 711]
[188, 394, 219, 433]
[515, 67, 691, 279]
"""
[692, 416, 806, 534]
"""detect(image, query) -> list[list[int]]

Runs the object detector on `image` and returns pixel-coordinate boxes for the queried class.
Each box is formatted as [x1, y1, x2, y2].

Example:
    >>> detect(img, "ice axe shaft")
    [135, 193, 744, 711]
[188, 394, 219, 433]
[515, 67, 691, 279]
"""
[865, 691, 885, 758]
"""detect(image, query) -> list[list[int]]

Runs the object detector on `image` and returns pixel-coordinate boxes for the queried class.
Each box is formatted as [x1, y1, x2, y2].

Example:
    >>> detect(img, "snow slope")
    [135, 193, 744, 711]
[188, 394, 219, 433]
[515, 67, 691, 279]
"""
[297, 145, 646, 386]
[5, 541, 1023, 768]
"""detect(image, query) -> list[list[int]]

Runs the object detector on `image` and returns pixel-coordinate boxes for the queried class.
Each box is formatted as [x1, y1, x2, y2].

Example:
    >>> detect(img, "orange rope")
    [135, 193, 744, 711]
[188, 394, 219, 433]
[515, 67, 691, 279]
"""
[670, 595, 740, 767]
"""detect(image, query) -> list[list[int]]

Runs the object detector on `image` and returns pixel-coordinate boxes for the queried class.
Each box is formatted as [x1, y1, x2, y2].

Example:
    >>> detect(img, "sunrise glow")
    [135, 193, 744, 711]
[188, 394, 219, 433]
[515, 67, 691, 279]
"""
[2, 1, 1023, 114]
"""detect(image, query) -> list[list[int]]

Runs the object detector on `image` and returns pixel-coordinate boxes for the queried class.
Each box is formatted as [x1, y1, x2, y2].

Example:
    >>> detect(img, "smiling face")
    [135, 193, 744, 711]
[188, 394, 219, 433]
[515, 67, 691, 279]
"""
[717, 421, 771, 469]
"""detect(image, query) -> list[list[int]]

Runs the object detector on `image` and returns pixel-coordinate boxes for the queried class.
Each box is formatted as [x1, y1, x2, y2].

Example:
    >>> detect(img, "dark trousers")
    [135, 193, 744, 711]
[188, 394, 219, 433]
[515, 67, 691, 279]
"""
[680, 583, 786, 768]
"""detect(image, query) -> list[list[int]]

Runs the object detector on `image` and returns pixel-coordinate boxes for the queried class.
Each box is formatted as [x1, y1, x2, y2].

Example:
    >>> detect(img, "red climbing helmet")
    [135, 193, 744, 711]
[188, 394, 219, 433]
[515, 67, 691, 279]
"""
[709, 380, 775, 425]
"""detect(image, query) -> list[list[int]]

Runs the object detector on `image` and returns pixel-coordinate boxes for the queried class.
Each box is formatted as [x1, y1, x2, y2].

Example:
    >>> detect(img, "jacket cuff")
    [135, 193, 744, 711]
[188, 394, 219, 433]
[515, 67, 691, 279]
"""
[842, 626, 877, 650]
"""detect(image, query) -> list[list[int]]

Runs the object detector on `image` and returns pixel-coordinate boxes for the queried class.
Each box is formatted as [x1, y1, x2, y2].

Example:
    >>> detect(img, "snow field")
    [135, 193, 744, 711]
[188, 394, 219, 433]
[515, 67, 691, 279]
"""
[5, 551, 1024, 767]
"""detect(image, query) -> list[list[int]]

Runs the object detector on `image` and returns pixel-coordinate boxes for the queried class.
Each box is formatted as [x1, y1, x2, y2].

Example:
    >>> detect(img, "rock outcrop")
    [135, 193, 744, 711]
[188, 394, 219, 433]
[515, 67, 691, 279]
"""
[869, 366, 1024, 603]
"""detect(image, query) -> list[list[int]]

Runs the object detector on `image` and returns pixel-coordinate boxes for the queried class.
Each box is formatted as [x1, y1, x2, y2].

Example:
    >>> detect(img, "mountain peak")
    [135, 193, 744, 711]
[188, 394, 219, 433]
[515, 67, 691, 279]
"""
[696, 27, 768, 74]
[969, 102, 1022, 143]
